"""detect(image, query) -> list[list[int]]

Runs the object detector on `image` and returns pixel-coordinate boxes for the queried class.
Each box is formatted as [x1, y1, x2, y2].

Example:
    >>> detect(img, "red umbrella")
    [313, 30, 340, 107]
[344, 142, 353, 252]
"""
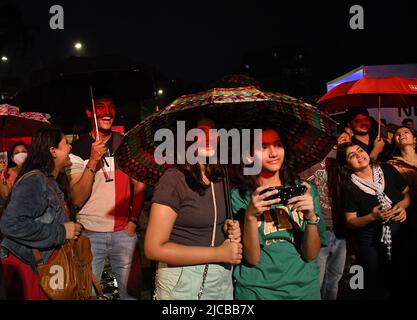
[0, 104, 50, 152]
[318, 76, 417, 136]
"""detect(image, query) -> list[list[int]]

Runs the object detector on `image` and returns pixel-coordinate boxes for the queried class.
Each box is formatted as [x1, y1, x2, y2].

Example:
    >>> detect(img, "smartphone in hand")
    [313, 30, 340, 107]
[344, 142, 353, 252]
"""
[259, 185, 307, 205]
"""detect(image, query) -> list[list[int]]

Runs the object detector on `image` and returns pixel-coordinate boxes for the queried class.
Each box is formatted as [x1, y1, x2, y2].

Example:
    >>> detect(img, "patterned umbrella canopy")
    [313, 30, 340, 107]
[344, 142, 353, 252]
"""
[115, 87, 338, 185]
[1, 104, 50, 152]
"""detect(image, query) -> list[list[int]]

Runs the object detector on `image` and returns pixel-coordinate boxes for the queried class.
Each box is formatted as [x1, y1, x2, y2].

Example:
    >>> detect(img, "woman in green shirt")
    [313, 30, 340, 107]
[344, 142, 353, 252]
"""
[231, 128, 327, 300]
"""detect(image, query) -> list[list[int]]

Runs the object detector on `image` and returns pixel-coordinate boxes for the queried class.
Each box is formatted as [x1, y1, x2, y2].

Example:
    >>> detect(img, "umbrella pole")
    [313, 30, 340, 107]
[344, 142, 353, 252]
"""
[89, 86, 112, 182]
[378, 95, 381, 138]
[89, 86, 100, 140]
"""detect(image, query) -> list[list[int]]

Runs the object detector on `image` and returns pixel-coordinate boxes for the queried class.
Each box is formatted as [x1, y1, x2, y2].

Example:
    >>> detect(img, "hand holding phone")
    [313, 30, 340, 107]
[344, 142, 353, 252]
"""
[259, 185, 307, 205]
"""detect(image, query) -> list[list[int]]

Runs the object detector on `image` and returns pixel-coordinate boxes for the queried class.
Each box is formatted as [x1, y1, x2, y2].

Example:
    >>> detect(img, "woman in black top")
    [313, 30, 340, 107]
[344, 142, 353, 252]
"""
[336, 142, 410, 299]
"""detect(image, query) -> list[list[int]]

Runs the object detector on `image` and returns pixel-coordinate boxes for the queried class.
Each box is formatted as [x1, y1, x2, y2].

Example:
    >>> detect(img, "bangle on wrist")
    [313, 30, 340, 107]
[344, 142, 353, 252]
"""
[305, 215, 320, 225]
[85, 164, 95, 174]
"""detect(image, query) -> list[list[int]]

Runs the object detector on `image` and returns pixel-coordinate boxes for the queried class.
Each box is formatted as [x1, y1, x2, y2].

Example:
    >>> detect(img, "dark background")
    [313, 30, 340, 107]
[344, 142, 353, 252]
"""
[1, 1, 416, 131]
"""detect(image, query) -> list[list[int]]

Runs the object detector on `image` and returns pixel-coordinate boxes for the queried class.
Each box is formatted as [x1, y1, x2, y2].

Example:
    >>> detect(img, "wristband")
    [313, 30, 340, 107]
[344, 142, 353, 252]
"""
[305, 216, 320, 225]
[85, 165, 95, 174]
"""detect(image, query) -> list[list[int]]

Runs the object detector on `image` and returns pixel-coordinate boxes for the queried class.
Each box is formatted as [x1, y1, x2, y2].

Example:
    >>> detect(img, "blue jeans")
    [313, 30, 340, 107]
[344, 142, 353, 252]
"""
[83, 230, 138, 300]
[319, 230, 346, 300]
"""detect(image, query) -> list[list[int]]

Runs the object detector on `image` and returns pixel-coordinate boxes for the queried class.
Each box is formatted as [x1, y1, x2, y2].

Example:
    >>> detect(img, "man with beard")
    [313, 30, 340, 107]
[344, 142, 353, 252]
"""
[66, 94, 145, 300]
[346, 107, 391, 162]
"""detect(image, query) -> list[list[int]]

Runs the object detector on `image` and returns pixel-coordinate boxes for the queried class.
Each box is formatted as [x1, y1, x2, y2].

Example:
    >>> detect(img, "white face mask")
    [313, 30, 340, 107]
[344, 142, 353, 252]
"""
[13, 152, 28, 166]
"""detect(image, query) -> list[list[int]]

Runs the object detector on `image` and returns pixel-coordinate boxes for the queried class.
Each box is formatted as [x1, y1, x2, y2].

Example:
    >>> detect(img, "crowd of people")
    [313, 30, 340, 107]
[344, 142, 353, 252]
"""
[0, 89, 416, 301]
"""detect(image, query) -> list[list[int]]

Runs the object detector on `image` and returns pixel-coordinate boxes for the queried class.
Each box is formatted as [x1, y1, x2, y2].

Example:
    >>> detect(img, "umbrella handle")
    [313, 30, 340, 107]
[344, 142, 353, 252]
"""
[89, 86, 100, 141]
[89, 86, 112, 182]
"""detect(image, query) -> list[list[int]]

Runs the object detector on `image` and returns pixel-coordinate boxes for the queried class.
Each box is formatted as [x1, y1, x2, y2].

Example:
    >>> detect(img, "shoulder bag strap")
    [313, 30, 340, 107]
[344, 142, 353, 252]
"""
[197, 182, 218, 300]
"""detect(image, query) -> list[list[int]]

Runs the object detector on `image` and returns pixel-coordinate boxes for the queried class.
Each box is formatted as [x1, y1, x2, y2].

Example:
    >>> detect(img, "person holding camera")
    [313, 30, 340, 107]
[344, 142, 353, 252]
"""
[230, 127, 327, 300]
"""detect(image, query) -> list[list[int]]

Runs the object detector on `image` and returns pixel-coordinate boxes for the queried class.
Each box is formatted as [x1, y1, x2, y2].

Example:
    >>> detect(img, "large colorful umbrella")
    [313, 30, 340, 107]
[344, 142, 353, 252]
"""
[318, 76, 417, 136]
[115, 87, 338, 185]
[0, 104, 50, 152]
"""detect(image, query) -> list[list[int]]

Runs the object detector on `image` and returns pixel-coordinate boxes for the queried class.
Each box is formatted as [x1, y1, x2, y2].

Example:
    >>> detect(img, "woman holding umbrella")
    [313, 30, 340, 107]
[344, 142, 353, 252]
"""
[336, 142, 410, 299]
[144, 113, 242, 300]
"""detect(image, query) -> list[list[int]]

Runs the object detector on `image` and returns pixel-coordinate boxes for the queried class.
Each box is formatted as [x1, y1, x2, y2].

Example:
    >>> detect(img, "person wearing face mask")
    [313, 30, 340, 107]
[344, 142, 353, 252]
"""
[0, 142, 29, 202]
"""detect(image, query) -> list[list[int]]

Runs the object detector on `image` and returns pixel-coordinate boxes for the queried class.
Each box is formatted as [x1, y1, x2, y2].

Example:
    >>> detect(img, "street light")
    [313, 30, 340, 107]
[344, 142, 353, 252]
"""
[158, 89, 164, 95]
[1, 56, 8, 62]
[74, 42, 83, 50]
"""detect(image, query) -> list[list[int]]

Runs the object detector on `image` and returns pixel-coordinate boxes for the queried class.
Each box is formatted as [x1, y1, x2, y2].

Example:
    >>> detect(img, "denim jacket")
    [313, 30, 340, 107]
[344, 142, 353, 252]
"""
[0, 170, 67, 271]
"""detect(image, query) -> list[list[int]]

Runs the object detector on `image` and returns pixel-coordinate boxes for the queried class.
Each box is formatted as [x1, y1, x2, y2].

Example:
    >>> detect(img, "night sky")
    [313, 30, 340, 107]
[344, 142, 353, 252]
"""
[2, 1, 416, 91]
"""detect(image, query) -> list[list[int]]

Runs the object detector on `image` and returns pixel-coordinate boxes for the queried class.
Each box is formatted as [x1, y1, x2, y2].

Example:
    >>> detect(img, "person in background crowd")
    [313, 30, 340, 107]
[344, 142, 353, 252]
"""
[299, 132, 348, 300]
[401, 118, 414, 132]
[0, 127, 81, 300]
[379, 119, 394, 143]
[336, 142, 410, 299]
[346, 107, 391, 162]
[66, 94, 146, 300]
[388, 126, 417, 299]
[0, 142, 29, 201]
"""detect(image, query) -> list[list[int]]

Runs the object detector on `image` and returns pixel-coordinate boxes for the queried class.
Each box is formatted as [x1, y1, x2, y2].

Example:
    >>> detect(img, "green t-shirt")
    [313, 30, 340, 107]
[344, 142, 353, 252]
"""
[231, 182, 328, 300]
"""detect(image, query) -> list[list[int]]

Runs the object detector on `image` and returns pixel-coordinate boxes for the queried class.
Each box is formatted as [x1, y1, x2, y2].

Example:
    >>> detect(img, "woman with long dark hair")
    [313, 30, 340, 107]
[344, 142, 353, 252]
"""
[230, 127, 327, 300]
[336, 142, 410, 299]
[144, 114, 242, 300]
[388, 126, 417, 298]
[0, 127, 82, 300]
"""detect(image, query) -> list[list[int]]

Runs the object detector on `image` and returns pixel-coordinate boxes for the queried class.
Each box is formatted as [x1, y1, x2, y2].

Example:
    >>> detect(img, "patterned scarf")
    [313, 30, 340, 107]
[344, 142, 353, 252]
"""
[350, 164, 393, 260]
